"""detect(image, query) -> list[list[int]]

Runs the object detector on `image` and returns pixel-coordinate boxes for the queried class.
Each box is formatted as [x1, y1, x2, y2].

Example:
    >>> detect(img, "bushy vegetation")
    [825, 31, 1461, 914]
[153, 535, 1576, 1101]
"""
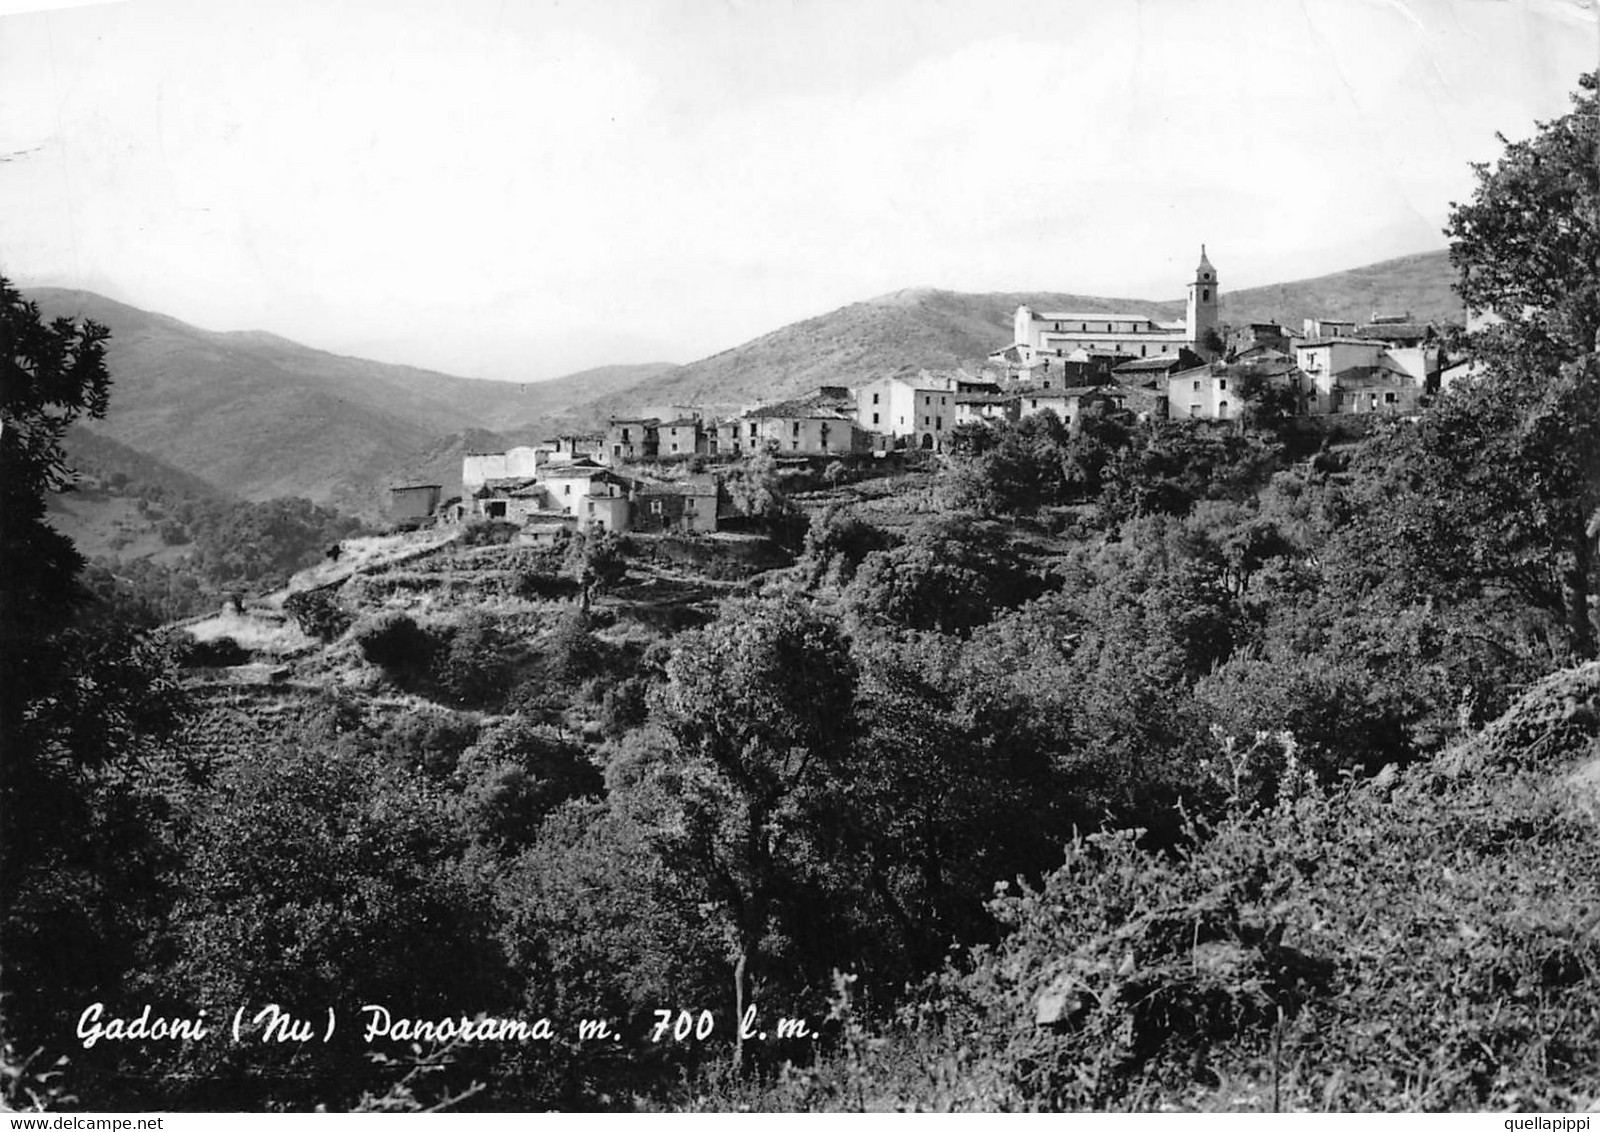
[5, 75, 1600, 1113]
[59, 452, 366, 623]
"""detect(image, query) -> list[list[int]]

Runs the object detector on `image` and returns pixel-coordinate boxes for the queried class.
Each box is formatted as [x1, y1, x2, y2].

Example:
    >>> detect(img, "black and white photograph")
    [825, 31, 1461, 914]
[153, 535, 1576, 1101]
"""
[3, 0, 1600, 1115]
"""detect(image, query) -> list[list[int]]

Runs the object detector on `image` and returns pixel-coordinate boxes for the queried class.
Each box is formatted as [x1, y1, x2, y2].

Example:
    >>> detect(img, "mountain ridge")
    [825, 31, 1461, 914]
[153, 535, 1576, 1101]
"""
[25, 248, 1461, 512]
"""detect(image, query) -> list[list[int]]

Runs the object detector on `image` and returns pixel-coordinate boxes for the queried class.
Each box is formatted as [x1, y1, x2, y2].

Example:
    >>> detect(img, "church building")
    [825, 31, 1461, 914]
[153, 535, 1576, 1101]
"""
[993, 247, 1221, 371]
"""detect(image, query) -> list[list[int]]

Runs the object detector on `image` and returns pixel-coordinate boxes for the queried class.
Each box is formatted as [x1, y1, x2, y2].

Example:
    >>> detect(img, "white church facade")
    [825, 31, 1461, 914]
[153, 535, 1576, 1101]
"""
[992, 247, 1221, 370]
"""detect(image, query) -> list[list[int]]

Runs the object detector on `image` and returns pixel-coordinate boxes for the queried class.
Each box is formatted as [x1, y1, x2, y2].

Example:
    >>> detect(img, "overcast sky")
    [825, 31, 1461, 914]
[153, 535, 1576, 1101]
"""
[2, 0, 1596, 381]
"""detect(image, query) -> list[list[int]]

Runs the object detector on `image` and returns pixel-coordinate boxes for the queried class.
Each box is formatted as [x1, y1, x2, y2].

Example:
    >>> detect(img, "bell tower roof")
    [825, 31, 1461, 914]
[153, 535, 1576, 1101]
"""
[1196, 244, 1215, 278]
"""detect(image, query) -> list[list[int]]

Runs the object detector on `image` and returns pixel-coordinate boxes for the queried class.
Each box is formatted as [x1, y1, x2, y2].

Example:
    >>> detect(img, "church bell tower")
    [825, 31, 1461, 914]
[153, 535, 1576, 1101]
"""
[1187, 245, 1220, 358]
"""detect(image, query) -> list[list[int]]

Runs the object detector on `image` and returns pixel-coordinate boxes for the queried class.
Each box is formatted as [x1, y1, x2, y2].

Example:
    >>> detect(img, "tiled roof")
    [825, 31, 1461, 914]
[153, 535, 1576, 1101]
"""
[633, 479, 718, 497]
[1115, 355, 1193, 373]
[539, 465, 617, 480]
[1355, 322, 1436, 343]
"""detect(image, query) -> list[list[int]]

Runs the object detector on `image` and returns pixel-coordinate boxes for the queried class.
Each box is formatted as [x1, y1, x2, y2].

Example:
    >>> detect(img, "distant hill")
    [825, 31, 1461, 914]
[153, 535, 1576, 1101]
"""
[1221, 250, 1463, 329]
[567, 250, 1462, 421]
[26, 287, 673, 510]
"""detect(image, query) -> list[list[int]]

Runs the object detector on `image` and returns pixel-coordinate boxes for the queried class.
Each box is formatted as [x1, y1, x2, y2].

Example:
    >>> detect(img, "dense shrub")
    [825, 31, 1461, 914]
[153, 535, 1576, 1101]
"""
[459, 519, 521, 547]
[353, 611, 434, 674]
[171, 634, 252, 668]
[283, 588, 351, 642]
[430, 612, 513, 709]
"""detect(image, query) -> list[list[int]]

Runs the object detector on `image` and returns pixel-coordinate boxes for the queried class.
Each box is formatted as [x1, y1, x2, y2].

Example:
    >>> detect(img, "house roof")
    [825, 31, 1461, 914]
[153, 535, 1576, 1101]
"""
[1060, 385, 1111, 398]
[955, 393, 1015, 405]
[391, 483, 442, 492]
[1233, 345, 1294, 363]
[1356, 322, 1436, 344]
[539, 464, 618, 480]
[473, 476, 539, 497]
[1115, 355, 1195, 374]
[633, 479, 718, 497]
[1298, 337, 1389, 349]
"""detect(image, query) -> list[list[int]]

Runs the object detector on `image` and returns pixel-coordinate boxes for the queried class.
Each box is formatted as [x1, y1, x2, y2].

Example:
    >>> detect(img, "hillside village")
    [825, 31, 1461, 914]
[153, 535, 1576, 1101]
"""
[392, 246, 1461, 539]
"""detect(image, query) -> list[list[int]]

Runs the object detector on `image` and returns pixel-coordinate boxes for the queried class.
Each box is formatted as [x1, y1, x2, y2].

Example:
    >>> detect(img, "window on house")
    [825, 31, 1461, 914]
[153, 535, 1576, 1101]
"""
[563, 485, 571, 495]
[923, 416, 930, 426]
[872, 412, 879, 425]
[935, 416, 942, 430]
[650, 500, 662, 514]
[1193, 381, 1201, 391]
[1219, 379, 1227, 391]
[872, 392, 879, 404]
[1385, 392, 1398, 404]
[791, 441, 799, 450]
[1189, 405, 1201, 418]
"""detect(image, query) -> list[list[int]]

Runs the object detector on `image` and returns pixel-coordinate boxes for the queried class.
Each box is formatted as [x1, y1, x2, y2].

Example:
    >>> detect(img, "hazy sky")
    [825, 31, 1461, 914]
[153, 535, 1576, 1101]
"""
[2, 0, 1596, 381]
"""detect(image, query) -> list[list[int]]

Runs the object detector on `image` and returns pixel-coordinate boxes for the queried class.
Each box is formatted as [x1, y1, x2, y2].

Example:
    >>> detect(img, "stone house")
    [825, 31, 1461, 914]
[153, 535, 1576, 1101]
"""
[604, 419, 660, 464]
[656, 418, 705, 459]
[955, 392, 1018, 427]
[741, 388, 868, 456]
[472, 478, 554, 524]
[629, 477, 720, 534]
[855, 373, 955, 450]
[389, 483, 442, 523]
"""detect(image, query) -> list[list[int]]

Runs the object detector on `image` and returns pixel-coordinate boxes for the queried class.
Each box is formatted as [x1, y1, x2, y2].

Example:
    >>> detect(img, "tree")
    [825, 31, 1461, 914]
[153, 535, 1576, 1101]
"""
[636, 596, 859, 1065]
[1, 279, 111, 641]
[1447, 72, 1600, 361]
[845, 516, 1045, 636]
[0, 279, 188, 1090]
[1438, 70, 1600, 657]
